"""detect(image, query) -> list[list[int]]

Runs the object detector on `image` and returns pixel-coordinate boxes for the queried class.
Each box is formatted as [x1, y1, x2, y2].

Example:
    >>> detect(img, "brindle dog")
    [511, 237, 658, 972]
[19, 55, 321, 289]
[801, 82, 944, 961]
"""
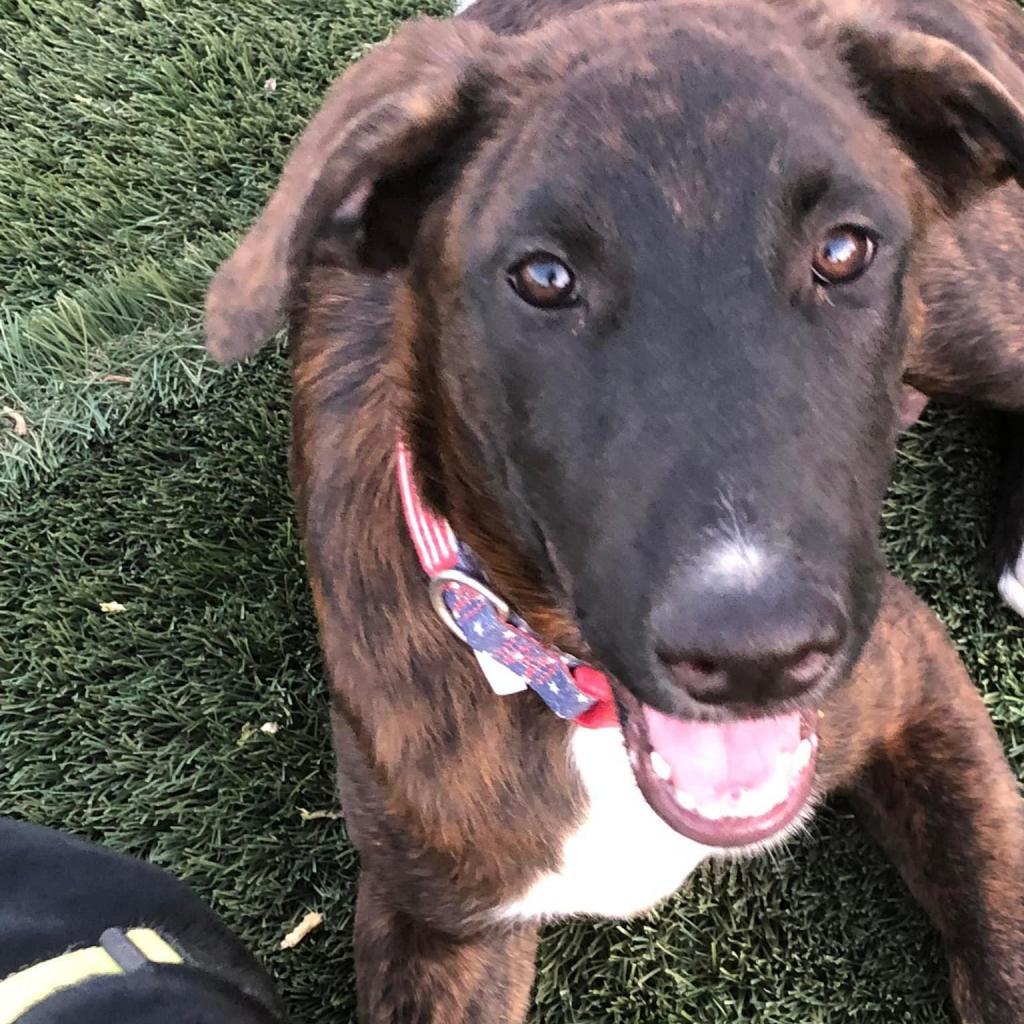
[205, 0, 1024, 1020]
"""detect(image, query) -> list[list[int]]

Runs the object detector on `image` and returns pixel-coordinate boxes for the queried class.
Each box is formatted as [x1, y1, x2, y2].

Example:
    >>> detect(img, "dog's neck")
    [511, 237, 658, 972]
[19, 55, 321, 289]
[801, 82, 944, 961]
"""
[396, 441, 616, 726]
[288, 268, 590, 913]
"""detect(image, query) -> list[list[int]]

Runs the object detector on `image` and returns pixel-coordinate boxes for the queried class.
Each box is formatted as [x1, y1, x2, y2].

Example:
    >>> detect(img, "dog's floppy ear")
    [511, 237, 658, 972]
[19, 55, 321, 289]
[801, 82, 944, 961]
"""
[205, 17, 497, 364]
[839, 25, 1024, 214]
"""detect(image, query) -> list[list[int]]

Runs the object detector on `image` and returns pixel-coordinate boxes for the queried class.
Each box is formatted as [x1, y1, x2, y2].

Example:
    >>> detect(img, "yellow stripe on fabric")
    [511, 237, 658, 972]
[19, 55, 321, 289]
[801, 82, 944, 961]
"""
[0, 928, 182, 1024]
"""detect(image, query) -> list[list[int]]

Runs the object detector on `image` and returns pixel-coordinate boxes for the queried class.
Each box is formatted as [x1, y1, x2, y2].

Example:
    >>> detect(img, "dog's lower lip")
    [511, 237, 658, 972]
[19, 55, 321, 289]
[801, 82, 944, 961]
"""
[619, 700, 818, 849]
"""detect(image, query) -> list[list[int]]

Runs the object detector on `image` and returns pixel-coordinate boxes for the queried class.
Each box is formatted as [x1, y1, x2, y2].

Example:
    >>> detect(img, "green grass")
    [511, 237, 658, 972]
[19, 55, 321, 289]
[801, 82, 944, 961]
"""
[1, 2, 1023, 1022]
[0, 0, 448, 491]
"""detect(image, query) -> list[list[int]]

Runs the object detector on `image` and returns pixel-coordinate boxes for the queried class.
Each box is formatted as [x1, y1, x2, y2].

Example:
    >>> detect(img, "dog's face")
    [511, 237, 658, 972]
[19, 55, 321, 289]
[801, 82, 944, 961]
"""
[206, 0, 1024, 846]
[442, 5, 916, 700]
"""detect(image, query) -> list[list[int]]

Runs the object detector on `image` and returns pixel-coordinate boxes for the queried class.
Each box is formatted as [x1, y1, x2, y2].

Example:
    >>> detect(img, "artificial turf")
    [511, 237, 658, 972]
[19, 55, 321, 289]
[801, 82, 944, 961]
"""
[2, 1, 1022, 1021]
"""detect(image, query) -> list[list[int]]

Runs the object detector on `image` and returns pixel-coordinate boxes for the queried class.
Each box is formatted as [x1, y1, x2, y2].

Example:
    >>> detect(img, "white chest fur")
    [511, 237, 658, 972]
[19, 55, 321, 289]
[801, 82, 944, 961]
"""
[498, 727, 709, 922]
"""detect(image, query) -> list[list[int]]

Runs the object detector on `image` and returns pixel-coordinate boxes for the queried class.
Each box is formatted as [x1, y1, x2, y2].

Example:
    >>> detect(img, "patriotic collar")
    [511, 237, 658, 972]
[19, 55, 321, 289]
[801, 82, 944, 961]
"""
[396, 444, 617, 729]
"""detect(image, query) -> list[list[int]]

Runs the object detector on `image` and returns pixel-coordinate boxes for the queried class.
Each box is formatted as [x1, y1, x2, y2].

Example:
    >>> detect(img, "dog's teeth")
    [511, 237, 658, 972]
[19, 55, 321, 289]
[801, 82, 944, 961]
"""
[672, 752, 811, 823]
[700, 800, 726, 821]
[650, 751, 673, 782]
[736, 786, 768, 819]
[674, 787, 698, 812]
[728, 789, 751, 819]
[750, 787, 774, 817]
[765, 780, 789, 814]
[736, 775, 793, 820]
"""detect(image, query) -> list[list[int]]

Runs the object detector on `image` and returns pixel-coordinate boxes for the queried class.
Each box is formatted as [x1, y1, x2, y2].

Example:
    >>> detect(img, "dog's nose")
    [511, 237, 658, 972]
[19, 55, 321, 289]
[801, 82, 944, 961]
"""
[651, 552, 846, 707]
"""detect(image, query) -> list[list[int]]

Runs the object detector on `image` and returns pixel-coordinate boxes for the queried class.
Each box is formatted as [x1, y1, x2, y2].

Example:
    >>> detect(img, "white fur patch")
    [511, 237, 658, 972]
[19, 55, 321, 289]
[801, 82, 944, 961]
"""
[707, 492, 772, 591]
[998, 546, 1024, 619]
[496, 727, 710, 922]
[706, 538, 771, 590]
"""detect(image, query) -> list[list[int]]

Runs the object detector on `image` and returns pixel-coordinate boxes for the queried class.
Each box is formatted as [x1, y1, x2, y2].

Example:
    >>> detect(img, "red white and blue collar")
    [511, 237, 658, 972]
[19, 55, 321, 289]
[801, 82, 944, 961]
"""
[396, 444, 616, 729]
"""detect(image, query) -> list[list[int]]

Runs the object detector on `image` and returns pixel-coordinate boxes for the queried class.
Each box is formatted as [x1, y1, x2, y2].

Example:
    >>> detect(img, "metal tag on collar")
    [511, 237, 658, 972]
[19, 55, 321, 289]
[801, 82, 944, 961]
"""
[473, 651, 531, 696]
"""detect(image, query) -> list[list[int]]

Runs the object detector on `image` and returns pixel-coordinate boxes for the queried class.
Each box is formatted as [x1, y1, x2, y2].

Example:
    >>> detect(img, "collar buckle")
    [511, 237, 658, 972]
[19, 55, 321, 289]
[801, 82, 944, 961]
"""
[401, 443, 614, 728]
[429, 569, 510, 639]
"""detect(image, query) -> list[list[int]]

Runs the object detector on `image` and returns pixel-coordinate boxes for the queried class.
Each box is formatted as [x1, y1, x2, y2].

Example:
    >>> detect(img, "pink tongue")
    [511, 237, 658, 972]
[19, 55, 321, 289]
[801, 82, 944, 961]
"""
[643, 707, 801, 803]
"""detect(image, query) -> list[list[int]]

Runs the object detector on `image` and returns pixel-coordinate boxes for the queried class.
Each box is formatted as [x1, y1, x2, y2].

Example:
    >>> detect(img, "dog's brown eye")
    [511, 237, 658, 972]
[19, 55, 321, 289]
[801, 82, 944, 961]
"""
[508, 254, 577, 308]
[812, 226, 875, 285]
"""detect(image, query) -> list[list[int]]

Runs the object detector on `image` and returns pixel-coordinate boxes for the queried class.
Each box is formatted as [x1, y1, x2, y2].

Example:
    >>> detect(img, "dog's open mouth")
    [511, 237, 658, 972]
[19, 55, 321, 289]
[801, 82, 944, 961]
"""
[620, 697, 818, 848]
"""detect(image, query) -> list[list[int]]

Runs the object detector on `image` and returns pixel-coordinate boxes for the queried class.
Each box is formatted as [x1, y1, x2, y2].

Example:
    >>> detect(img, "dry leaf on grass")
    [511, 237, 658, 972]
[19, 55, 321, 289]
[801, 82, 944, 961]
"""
[2, 407, 28, 437]
[298, 808, 344, 822]
[280, 911, 323, 950]
[98, 374, 133, 384]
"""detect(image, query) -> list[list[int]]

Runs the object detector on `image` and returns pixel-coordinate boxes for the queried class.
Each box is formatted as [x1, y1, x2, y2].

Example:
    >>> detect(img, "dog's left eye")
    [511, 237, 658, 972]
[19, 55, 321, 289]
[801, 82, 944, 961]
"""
[811, 226, 876, 286]
[508, 253, 578, 309]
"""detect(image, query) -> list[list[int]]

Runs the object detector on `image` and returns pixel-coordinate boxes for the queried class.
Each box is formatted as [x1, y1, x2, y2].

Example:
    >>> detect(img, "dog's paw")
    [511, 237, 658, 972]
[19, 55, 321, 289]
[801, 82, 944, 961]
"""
[997, 547, 1024, 619]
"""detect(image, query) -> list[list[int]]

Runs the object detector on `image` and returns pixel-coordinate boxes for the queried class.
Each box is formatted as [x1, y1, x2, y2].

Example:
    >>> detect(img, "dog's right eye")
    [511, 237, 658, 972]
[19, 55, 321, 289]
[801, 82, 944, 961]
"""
[811, 226, 876, 286]
[508, 254, 578, 309]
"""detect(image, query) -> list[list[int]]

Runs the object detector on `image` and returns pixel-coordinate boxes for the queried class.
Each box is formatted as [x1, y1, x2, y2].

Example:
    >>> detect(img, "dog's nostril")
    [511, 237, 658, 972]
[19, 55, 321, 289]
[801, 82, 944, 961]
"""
[684, 657, 717, 676]
[657, 653, 731, 703]
[784, 648, 832, 687]
[654, 649, 720, 678]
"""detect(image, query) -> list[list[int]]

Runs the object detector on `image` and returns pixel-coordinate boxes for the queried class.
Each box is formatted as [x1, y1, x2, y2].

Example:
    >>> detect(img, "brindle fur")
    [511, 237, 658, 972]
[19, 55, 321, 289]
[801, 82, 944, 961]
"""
[291, 268, 1024, 1023]
[207, 0, 1024, 1020]
[817, 582, 1024, 1021]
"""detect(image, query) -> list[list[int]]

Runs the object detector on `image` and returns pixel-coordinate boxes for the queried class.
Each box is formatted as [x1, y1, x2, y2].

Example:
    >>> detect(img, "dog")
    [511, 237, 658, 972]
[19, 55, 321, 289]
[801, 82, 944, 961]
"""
[0, 817, 285, 1023]
[203, 0, 1024, 1019]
